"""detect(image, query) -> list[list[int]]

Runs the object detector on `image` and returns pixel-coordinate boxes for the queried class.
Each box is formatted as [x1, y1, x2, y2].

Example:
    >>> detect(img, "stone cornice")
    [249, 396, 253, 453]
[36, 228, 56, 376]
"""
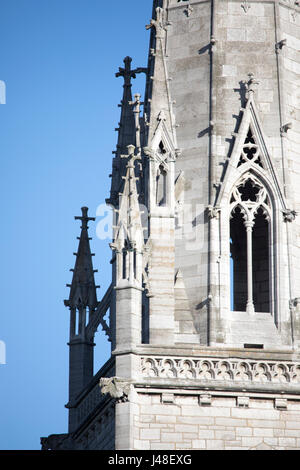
[113, 344, 300, 362]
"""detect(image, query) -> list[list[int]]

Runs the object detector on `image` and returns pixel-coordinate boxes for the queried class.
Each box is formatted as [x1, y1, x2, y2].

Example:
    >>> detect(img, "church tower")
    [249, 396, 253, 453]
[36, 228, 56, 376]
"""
[42, 0, 300, 451]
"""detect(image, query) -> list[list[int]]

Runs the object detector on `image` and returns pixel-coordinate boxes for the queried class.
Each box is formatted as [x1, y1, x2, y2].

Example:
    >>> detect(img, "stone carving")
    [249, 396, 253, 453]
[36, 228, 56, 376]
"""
[241, 1, 251, 13]
[184, 5, 194, 17]
[146, 7, 166, 39]
[207, 205, 221, 219]
[280, 122, 292, 135]
[282, 209, 297, 222]
[99, 377, 131, 403]
[140, 356, 300, 384]
[142, 239, 153, 298]
[282, 0, 299, 5]
[275, 39, 287, 52]
[243, 73, 259, 97]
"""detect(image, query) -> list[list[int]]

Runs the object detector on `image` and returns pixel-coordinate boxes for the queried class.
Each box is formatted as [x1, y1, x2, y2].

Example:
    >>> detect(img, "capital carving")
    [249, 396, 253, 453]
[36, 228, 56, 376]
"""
[99, 377, 131, 403]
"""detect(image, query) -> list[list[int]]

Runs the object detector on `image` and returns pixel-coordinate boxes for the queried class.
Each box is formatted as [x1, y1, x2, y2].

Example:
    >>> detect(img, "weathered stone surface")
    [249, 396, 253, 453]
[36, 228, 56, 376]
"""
[45, 0, 300, 451]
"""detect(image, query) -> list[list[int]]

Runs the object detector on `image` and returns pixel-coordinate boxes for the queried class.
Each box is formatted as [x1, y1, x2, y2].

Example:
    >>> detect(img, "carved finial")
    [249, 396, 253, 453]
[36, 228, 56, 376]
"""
[243, 73, 259, 98]
[75, 207, 96, 229]
[116, 57, 147, 88]
[116, 56, 135, 86]
[146, 7, 166, 38]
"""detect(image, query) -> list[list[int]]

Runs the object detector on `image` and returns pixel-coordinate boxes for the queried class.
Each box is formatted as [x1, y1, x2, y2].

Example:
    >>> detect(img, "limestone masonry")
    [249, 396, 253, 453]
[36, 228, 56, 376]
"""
[42, 0, 300, 450]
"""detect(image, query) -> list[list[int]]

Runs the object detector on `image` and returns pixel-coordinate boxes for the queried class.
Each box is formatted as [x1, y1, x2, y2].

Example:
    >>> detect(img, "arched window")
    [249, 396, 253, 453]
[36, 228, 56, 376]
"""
[230, 175, 271, 314]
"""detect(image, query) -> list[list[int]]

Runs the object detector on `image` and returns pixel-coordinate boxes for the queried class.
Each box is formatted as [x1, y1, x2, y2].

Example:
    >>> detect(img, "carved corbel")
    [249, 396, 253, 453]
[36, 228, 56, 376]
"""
[143, 146, 155, 161]
[275, 39, 287, 53]
[282, 208, 297, 222]
[289, 297, 300, 310]
[207, 205, 221, 219]
[280, 122, 292, 136]
[99, 377, 131, 403]
[175, 149, 182, 159]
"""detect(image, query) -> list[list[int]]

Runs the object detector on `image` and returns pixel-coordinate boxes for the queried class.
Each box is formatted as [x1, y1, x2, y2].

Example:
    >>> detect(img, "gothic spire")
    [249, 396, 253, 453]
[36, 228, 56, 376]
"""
[115, 56, 136, 153]
[145, 6, 177, 147]
[110, 145, 144, 287]
[113, 145, 144, 252]
[108, 57, 147, 206]
[64, 207, 98, 310]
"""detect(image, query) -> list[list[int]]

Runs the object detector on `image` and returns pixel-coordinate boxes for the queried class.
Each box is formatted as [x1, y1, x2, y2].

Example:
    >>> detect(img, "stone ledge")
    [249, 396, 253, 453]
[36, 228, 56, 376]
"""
[135, 378, 300, 396]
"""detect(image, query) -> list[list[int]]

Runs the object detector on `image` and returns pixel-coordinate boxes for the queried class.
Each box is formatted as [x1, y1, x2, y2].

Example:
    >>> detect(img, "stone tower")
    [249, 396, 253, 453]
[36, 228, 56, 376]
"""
[42, 0, 300, 451]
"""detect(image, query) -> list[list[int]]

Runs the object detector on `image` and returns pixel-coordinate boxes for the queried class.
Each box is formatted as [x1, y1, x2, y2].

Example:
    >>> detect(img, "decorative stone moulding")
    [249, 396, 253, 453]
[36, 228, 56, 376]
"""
[140, 357, 300, 384]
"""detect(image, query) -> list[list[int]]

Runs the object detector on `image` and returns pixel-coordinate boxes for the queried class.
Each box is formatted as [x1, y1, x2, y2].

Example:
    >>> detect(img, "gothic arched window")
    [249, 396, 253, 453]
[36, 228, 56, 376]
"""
[230, 175, 271, 314]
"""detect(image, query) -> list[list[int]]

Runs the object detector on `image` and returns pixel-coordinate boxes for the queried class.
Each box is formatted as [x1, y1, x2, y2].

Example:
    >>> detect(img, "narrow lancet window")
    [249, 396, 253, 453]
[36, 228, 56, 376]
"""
[253, 208, 270, 312]
[230, 208, 247, 311]
[156, 164, 167, 206]
[230, 176, 271, 314]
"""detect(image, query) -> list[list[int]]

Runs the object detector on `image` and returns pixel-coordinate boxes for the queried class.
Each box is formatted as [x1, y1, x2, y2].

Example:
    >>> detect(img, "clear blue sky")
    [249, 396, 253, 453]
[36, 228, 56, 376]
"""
[0, 0, 151, 450]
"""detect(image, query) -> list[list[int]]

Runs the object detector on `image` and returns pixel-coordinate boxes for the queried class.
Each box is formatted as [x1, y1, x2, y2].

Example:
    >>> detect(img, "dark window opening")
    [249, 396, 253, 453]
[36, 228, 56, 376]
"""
[238, 179, 259, 202]
[237, 128, 264, 168]
[156, 164, 167, 206]
[230, 207, 247, 311]
[230, 202, 270, 313]
[122, 248, 127, 279]
[253, 208, 270, 312]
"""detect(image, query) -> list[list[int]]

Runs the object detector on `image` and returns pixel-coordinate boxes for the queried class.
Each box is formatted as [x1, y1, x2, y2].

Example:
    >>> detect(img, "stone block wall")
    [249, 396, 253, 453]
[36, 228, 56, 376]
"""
[131, 391, 300, 450]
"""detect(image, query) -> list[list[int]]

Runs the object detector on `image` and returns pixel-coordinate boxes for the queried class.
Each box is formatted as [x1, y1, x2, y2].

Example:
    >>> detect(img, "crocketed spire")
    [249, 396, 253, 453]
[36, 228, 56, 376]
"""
[64, 207, 98, 310]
